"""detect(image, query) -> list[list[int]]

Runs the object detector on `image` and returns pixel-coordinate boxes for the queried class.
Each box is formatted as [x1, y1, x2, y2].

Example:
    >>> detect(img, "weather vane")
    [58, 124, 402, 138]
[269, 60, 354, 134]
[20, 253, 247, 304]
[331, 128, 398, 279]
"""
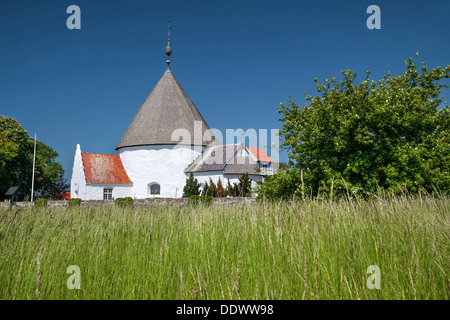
[166, 21, 172, 69]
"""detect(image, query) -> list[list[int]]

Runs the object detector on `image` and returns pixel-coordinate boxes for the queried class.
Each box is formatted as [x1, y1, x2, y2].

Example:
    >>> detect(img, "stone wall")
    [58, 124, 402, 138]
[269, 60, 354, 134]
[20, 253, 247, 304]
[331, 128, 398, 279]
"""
[2, 197, 257, 209]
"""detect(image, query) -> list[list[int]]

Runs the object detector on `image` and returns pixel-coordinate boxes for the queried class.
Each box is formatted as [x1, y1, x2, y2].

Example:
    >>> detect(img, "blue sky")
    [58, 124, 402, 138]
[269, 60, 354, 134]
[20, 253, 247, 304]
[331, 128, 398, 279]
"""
[1, 0, 449, 181]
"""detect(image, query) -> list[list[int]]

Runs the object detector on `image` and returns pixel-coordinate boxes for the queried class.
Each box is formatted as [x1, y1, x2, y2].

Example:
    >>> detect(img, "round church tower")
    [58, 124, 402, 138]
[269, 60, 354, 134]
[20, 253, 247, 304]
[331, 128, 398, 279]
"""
[116, 30, 216, 198]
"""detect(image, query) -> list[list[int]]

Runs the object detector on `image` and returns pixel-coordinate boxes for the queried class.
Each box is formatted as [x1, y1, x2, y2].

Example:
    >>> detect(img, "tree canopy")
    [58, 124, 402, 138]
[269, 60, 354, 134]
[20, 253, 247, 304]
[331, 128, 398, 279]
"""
[0, 115, 65, 200]
[259, 56, 450, 199]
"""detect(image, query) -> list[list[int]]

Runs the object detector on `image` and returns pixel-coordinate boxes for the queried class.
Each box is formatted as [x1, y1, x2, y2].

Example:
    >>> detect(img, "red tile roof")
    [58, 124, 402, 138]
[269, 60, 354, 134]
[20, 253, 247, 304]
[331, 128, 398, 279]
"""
[82, 153, 132, 184]
[245, 146, 274, 163]
[53, 192, 70, 200]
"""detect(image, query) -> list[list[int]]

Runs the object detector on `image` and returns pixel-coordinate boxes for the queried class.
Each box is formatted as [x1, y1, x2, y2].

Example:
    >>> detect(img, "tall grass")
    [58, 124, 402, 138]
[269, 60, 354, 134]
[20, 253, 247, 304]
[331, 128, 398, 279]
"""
[0, 196, 448, 299]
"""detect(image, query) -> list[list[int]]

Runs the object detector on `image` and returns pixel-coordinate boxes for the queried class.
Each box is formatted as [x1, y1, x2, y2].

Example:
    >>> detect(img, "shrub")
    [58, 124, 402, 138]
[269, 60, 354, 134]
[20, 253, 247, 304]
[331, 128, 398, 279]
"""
[115, 197, 134, 207]
[277, 56, 450, 196]
[189, 195, 200, 204]
[189, 195, 212, 205]
[34, 199, 48, 207]
[201, 195, 212, 205]
[68, 198, 81, 207]
[256, 169, 302, 201]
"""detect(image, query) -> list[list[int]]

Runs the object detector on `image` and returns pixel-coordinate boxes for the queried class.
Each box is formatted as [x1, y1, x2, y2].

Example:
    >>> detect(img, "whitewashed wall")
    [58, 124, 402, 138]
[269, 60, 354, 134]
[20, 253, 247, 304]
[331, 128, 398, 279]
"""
[192, 171, 225, 185]
[70, 144, 86, 199]
[223, 174, 262, 189]
[119, 144, 203, 198]
[192, 172, 262, 193]
[72, 143, 263, 200]
[70, 144, 133, 200]
[81, 184, 133, 200]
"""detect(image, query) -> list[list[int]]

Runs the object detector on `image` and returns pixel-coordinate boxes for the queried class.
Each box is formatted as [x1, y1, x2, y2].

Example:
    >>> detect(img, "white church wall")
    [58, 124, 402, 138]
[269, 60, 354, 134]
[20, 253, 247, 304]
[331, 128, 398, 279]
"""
[71, 144, 86, 199]
[70, 144, 133, 200]
[223, 174, 262, 189]
[192, 172, 262, 192]
[192, 171, 225, 185]
[82, 184, 133, 200]
[119, 144, 203, 199]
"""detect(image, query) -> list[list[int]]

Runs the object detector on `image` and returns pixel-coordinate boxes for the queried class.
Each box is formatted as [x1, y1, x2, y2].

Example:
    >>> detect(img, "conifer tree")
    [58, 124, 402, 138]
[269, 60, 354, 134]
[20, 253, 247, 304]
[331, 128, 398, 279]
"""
[233, 182, 240, 197]
[182, 173, 201, 198]
[238, 172, 253, 197]
[226, 179, 234, 197]
[208, 178, 218, 197]
[216, 177, 226, 197]
[202, 182, 210, 197]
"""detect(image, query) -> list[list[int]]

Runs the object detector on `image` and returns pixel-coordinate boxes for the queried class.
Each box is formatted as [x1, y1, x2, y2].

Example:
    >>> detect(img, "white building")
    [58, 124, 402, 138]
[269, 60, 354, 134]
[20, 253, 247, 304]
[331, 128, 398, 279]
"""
[71, 38, 274, 200]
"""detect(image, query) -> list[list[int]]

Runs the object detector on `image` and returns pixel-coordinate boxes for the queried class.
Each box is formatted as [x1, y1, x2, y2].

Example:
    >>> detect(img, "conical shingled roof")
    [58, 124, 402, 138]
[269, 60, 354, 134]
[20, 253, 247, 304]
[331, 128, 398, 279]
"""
[116, 70, 216, 150]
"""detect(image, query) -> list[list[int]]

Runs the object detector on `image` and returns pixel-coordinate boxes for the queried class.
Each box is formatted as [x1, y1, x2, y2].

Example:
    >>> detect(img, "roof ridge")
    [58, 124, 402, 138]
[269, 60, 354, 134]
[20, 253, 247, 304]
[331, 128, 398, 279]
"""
[81, 152, 120, 156]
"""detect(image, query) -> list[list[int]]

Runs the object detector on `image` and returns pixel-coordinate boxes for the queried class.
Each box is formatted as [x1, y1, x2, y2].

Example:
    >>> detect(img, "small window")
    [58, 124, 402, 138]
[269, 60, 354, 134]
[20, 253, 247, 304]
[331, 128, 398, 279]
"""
[103, 188, 113, 200]
[261, 163, 268, 173]
[149, 183, 160, 196]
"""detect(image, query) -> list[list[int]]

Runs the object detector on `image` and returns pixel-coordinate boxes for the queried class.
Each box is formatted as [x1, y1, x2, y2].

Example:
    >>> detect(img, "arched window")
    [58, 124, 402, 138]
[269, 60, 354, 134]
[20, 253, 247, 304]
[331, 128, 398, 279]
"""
[148, 183, 160, 196]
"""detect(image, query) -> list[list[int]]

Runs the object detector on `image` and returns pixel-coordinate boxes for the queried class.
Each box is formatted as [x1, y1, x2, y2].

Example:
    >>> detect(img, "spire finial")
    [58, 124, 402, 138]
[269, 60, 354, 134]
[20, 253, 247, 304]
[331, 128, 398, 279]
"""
[165, 21, 172, 69]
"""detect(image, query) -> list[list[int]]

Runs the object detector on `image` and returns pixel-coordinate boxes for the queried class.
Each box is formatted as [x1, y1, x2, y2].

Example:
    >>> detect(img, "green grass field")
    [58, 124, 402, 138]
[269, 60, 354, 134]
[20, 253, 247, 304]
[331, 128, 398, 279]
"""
[0, 195, 448, 300]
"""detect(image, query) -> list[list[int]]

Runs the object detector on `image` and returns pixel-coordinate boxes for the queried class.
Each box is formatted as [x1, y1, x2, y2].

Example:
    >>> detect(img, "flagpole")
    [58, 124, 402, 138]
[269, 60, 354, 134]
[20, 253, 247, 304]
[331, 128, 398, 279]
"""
[31, 134, 36, 202]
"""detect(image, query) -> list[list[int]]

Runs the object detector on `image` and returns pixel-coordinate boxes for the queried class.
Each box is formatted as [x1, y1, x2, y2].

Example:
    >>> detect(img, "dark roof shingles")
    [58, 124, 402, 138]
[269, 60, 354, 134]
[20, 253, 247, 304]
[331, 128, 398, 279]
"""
[187, 144, 239, 173]
[224, 156, 262, 176]
[116, 70, 216, 149]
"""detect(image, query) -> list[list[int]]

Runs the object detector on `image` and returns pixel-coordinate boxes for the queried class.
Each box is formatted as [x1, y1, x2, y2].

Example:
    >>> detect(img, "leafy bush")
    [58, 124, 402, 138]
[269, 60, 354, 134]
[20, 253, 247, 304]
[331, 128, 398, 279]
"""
[256, 169, 303, 200]
[201, 195, 212, 205]
[189, 195, 212, 205]
[115, 197, 134, 207]
[273, 56, 450, 198]
[189, 195, 200, 204]
[68, 198, 81, 207]
[34, 199, 48, 207]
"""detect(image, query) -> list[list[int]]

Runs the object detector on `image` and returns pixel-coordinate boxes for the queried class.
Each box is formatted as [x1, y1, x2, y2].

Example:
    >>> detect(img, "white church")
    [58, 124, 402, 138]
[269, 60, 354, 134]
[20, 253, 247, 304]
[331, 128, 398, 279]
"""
[71, 32, 274, 200]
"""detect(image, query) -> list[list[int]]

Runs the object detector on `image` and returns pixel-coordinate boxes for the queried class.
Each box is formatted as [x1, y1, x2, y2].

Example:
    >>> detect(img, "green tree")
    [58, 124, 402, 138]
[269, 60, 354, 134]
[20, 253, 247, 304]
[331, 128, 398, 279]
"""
[0, 115, 64, 200]
[207, 178, 218, 197]
[33, 139, 64, 197]
[182, 172, 201, 198]
[225, 179, 234, 197]
[275, 56, 450, 197]
[202, 182, 211, 197]
[216, 177, 226, 197]
[238, 172, 253, 197]
[0, 116, 32, 199]
[256, 169, 303, 200]
[232, 182, 239, 197]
